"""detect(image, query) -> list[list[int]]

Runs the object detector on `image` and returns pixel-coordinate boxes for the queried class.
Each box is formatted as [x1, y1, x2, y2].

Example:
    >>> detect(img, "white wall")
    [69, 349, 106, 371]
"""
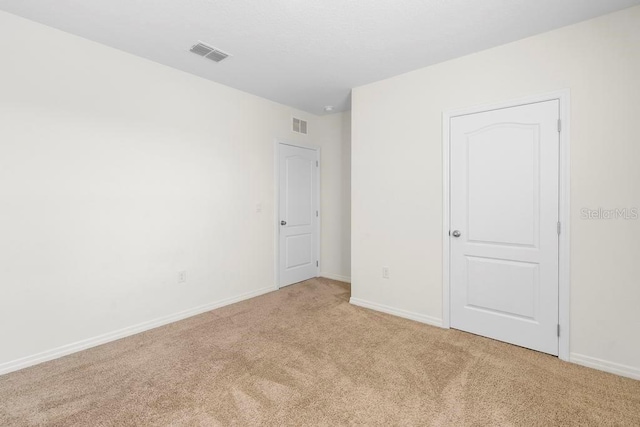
[0, 11, 349, 372]
[318, 112, 352, 282]
[352, 6, 640, 378]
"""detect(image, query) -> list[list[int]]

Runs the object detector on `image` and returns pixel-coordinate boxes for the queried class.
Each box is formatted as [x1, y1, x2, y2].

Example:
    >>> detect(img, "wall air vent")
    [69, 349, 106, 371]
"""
[189, 42, 230, 63]
[292, 117, 308, 135]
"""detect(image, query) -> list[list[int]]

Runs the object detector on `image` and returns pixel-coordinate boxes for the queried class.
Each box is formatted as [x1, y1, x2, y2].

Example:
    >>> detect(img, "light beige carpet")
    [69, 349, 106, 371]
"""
[1, 278, 639, 426]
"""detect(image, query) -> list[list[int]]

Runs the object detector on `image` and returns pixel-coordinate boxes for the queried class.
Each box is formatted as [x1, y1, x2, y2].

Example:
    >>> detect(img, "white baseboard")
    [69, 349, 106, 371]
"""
[570, 353, 640, 381]
[0, 286, 275, 376]
[320, 272, 351, 283]
[349, 297, 442, 328]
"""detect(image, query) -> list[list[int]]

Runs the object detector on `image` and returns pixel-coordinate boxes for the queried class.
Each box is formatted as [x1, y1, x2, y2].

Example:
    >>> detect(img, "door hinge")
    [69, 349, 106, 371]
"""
[316, 260, 319, 267]
[557, 221, 561, 235]
[316, 160, 319, 167]
[557, 119, 562, 133]
[316, 210, 319, 217]
[557, 324, 560, 337]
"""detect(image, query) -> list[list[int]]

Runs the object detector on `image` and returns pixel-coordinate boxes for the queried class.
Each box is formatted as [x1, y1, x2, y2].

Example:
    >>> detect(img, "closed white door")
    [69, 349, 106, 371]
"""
[279, 143, 319, 287]
[450, 100, 560, 355]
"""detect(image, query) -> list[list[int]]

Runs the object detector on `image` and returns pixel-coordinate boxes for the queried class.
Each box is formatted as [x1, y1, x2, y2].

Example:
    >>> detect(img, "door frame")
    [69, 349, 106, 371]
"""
[441, 89, 571, 361]
[274, 139, 321, 290]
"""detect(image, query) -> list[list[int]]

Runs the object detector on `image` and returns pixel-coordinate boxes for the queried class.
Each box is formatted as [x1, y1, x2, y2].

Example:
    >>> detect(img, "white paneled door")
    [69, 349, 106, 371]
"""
[450, 100, 560, 355]
[278, 143, 319, 287]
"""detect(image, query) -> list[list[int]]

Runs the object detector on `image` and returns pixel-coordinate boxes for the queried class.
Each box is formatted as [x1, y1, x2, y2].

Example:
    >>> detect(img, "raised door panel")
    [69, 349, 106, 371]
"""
[285, 156, 313, 227]
[466, 124, 540, 248]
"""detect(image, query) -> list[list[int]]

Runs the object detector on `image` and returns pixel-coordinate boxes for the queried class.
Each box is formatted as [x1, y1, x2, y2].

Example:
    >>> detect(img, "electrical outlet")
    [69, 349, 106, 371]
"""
[382, 266, 390, 279]
[178, 270, 187, 284]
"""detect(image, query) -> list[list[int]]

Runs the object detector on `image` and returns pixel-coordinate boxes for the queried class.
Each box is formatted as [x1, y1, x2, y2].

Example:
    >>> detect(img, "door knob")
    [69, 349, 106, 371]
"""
[452, 230, 461, 238]
[281, 220, 287, 226]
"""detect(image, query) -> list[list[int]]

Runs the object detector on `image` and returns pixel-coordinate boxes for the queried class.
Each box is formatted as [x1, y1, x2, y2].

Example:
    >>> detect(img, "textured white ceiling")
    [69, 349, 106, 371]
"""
[1, 0, 638, 114]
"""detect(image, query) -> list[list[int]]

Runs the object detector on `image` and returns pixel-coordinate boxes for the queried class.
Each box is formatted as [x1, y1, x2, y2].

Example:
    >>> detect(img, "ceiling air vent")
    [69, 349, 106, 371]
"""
[293, 117, 308, 135]
[189, 42, 230, 63]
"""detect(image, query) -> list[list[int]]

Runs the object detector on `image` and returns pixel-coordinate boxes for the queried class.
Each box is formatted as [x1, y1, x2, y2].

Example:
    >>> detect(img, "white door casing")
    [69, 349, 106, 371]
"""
[449, 100, 560, 356]
[278, 143, 320, 287]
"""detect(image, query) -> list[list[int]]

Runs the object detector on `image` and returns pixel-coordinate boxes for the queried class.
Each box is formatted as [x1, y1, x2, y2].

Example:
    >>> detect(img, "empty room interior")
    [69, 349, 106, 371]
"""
[1, 0, 640, 425]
